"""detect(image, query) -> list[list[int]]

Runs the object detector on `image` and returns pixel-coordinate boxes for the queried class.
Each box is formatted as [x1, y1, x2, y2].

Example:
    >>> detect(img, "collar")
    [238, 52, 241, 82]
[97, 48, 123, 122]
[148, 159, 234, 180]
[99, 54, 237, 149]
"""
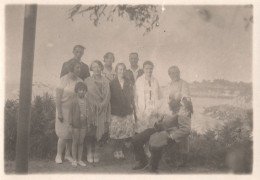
[139, 74, 155, 83]
[130, 66, 140, 73]
[170, 79, 181, 85]
[103, 67, 116, 74]
[72, 58, 82, 63]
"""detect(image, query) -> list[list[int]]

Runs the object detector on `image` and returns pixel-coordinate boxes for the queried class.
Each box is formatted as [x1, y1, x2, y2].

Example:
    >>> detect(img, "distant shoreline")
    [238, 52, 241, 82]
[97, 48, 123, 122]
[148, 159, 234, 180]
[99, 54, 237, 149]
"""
[190, 95, 234, 99]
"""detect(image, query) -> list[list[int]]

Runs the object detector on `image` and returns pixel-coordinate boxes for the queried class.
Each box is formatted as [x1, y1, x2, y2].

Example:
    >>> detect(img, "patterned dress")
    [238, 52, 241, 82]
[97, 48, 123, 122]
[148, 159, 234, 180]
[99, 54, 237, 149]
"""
[109, 114, 135, 139]
[109, 78, 135, 139]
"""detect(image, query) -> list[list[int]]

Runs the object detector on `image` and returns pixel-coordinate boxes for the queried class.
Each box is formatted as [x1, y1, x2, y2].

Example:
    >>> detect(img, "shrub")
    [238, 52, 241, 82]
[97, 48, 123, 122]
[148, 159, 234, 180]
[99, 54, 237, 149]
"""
[203, 105, 250, 121]
[4, 93, 57, 160]
[4, 94, 253, 173]
[4, 99, 19, 160]
[29, 93, 57, 159]
[189, 105, 253, 173]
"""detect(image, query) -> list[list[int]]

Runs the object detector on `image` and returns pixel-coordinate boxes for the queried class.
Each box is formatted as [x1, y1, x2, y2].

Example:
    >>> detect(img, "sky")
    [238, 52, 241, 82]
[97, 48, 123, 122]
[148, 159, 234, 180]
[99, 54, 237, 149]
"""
[5, 5, 252, 95]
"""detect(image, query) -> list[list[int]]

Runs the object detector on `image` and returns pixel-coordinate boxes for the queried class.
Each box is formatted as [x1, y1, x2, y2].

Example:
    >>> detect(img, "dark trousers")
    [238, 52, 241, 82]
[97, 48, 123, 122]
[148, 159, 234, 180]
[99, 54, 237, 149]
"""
[132, 128, 179, 170]
[149, 147, 163, 170]
[132, 128, 156, 162]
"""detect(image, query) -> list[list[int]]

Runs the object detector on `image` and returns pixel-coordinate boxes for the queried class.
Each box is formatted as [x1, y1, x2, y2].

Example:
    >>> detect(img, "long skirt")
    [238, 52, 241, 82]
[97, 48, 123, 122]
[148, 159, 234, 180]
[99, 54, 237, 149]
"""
[109, 114, 135, 139]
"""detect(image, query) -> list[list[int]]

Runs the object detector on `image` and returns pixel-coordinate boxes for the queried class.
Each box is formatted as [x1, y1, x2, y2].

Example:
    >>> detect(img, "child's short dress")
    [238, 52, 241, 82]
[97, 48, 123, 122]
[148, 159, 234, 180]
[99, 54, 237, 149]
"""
[70, 96, 88, 129]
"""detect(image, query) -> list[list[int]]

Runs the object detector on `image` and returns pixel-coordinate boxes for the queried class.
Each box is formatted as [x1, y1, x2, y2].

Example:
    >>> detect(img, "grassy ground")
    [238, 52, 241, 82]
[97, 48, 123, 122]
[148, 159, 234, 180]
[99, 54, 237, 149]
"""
[4, 142, 227, 174]
[5, 160, 224, 174]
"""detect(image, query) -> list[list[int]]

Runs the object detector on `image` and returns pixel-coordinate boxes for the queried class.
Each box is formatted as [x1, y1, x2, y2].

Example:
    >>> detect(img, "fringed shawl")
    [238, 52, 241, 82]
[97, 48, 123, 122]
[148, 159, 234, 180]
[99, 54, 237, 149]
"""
[84, 76, 111, 141]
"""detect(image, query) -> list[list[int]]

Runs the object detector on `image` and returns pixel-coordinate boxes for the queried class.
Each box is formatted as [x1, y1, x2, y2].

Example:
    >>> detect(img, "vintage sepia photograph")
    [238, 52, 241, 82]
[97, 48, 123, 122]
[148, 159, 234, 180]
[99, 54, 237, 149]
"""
[2, 1, 257, 176]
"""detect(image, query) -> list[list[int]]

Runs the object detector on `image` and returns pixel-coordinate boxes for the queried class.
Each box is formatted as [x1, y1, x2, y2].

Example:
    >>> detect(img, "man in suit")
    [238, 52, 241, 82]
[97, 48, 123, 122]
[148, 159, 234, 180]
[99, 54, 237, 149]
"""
[60, 45, 90, 81]
[124, 52, 144, 85]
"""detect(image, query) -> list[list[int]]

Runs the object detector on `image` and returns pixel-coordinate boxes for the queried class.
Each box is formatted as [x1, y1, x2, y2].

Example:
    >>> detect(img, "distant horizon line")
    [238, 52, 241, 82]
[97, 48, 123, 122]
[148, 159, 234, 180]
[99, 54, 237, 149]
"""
[5, 77, 252, 85]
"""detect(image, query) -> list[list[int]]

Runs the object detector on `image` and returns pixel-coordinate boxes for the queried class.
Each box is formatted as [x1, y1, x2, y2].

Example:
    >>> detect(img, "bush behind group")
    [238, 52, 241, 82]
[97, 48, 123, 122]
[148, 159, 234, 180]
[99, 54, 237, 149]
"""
[4, 93, 253, 173]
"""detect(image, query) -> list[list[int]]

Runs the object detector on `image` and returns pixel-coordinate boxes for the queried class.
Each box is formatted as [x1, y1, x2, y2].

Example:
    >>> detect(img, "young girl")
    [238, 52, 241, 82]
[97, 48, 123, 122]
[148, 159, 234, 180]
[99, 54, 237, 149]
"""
[70, 82, 90, 167]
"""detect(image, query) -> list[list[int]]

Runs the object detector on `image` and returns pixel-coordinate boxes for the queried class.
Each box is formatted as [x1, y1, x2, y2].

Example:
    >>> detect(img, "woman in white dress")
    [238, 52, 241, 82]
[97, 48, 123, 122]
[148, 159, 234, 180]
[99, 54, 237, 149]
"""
[134, 61, 162, 133]
[132, 61, 162, 170]
[55, 60, 82, 164]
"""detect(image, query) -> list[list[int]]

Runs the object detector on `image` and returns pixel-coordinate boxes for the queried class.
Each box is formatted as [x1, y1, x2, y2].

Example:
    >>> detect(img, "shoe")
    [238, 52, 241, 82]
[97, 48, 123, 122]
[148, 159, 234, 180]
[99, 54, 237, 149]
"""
[55, 155, 62, 164]
[87, 154, 94, 163]
[78, 160, 87, 167]
[114, 151, 120, 159]
[94, 154, 100, 163]
[124, 141, 132, 148]
[144, 164, 159, 174]
[144, 145, 151, 158]
[132, 161, 148, 170]
[149, 167, 159, 174]
[118, 151, 125, 159]
[72, 160, 77, 167]
[65, 156, 73, 163]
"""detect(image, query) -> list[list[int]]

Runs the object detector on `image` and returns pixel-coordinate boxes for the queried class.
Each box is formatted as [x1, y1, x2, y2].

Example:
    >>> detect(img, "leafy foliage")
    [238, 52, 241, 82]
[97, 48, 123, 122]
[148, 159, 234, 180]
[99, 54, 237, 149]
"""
[195, 5, 253, 31]
[189, 106, 253, 173]
[4, 93, 57, 160]
[68, 5, 159, 35]
[4, 94, 253, 173]
[203, 105, 251, 121]
[4, 99, 19, 160]
[29, 93, 57, 159]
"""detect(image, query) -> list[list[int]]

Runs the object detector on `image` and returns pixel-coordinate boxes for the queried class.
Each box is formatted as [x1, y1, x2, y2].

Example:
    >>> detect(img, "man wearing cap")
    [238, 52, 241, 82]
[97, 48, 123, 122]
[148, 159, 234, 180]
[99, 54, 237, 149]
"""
[124, 52, 144, 85]
[60, 45, 90, 81]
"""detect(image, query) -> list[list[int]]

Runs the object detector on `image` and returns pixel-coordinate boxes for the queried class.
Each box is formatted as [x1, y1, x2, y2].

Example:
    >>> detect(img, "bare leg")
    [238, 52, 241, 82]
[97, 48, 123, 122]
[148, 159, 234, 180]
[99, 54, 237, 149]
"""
[94, 141, 100, 163]
[87, 144, 92, 162]
[113, 139, 121, 151]
[65, 139, 72, 158]
[118, 139, 125, 159]
[87, 136, 94, 163]
[56, 138, 66, 160]
[78, 129, 87, 162]
[72, 128, 80, 162]
[118, 139, 124, 151]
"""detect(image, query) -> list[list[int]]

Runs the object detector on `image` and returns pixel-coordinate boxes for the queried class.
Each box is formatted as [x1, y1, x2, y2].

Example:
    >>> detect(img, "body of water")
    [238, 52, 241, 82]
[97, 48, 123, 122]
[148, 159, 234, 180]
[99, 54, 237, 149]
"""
[191, 97, 233, 134]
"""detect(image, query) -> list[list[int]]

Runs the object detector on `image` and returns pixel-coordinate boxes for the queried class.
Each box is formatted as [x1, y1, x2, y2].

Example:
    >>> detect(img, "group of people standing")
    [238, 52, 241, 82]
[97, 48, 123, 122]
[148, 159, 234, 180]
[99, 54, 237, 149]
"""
[55, 45, 192, 173]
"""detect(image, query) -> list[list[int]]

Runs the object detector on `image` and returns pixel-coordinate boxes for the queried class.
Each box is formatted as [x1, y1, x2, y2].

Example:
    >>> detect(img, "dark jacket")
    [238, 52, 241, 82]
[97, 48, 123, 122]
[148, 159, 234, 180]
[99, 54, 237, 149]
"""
[124, 68, 144, 85]
[60, 59, 90, 81]
[110, 77, 134, 117]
